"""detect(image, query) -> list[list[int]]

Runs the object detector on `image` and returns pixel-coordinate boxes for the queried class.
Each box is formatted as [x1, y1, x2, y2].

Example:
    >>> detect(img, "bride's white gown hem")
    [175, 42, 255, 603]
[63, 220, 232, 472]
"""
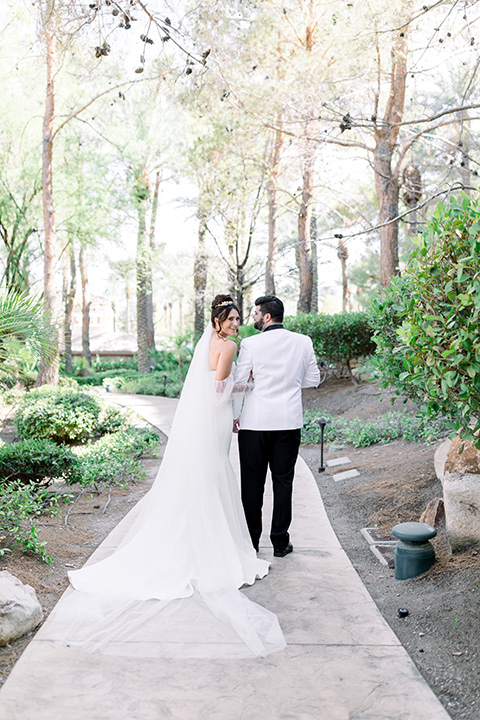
[49, 327, 286, 659]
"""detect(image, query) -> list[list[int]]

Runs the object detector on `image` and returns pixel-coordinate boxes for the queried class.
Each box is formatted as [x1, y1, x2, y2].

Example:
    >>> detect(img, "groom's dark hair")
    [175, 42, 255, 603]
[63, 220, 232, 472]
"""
[255, 295, 284, 323]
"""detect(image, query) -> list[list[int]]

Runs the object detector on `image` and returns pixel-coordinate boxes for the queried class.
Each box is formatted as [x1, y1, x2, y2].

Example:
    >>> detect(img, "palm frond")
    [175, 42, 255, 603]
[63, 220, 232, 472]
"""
[0, 291, 57, 364]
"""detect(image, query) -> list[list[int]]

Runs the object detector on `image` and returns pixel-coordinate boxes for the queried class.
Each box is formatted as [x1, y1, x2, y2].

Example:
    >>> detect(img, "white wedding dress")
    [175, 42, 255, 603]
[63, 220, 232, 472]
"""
[49, 326, 286, 658]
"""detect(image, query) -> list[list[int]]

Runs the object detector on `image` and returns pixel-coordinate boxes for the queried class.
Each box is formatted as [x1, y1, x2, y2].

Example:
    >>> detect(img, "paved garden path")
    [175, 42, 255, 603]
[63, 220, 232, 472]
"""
[0, 394, 450, 719]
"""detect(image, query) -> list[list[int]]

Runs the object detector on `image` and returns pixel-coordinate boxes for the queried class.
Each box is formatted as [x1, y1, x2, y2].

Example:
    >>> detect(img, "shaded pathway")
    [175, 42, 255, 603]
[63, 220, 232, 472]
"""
[0, 394, 450, 719]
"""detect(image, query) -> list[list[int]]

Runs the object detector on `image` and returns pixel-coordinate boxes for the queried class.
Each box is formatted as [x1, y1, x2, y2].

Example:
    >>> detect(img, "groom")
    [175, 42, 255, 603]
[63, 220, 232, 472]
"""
[233, 295, 320, 557]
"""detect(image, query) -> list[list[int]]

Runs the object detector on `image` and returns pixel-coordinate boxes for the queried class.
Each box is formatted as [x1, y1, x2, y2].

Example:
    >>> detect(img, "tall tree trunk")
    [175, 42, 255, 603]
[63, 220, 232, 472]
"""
[402, 163, 422, 237]
[310, 215, 318, 313]
[134, 168, 151, 373]
[458, 113, 471, 189]
[265, 118, 284, 295]
[194, 203, 208, 337]
[297, 148, 315, 313]
[63, 238, 76, 374]
[79, 245, 91, 370]
[125, 278, 132, 334]
[36, 3, 59, 386]
[373, 26, 409, 286]
[297, 4, 316, 313]
[337, 239, 349, 312]
[147, 171, 160, 350]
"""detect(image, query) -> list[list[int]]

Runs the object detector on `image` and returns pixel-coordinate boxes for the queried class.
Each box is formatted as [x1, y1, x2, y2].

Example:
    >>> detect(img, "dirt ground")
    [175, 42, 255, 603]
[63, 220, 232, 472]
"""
[1, 380, 479, 719]
[300, 379, 480, 720]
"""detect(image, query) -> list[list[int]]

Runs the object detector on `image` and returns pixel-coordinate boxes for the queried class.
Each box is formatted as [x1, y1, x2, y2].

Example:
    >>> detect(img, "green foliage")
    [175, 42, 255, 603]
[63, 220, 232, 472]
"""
[0, 291, 56, 389]
[77, 426, 160, 486]
[0, 439, 81, 487]
[302, 410, 452, 448]
[368, 194, 480, 445]
[237, 325, 260, 342]
[0, 481, 58, 563]
[115, 372, 184, 398]
[284, 312, 375, 362]
[59, 347, 191, 398]
[15, 387, 103, 442]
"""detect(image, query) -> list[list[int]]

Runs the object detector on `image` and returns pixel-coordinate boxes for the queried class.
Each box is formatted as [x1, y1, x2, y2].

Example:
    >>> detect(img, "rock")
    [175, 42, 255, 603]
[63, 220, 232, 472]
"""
[420, 498, 445, 528]
[0, 571, 43, 646]
[420, 498, 451, 556]
[434, 438, 451, 481]
[444, 436, 480, 474]
[442, 473, 480, 552]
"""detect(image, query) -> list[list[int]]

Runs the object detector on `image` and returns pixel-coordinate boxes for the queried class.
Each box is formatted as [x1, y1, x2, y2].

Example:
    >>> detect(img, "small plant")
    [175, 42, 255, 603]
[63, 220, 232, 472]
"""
[301, 410, 452, 447]
[76, 426, 160, 486]
[0, 438, 82, 487]
[0, 480, 58, 563]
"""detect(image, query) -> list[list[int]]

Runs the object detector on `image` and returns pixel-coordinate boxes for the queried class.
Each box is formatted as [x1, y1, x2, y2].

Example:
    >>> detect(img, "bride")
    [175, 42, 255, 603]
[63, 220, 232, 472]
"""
[50, 294, 286, 658]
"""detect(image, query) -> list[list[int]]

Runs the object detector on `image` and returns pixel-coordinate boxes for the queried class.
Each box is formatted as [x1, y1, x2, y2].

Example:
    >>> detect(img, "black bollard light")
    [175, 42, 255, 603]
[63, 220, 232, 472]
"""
[162, 373, 168, 396]
[315, 417, 329, 473]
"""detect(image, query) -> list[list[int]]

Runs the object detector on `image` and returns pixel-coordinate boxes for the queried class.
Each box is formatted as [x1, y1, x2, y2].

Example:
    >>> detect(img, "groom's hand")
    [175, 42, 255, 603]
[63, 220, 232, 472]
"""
[233, 418, 240, 434]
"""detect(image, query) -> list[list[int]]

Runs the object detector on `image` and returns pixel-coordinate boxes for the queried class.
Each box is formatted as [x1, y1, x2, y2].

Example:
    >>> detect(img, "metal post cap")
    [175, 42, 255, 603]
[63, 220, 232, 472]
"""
[392, 522, 437, 542]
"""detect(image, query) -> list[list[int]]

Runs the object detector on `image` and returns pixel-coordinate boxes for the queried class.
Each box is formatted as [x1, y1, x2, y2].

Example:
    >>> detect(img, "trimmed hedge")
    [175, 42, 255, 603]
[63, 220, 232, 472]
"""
[284, 311, 375, 362]
[0, 438, 81, 487]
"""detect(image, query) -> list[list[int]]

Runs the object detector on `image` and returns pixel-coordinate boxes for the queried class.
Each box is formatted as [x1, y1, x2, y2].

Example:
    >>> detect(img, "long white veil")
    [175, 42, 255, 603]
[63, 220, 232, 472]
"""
[48, 326, 286, 658]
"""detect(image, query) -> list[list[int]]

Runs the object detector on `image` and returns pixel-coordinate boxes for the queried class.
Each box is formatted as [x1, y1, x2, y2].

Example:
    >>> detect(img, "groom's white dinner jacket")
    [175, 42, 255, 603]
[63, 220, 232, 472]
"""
[233, 326, 320, 431]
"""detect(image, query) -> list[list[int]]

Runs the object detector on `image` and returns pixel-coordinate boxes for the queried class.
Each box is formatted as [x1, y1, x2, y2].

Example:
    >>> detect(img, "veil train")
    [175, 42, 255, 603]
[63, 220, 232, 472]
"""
[48, 326, 286, 658]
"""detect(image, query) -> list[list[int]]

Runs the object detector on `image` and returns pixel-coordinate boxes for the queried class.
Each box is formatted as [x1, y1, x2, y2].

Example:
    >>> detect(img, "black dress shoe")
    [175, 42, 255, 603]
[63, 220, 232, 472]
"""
[273, 542, 293, 558]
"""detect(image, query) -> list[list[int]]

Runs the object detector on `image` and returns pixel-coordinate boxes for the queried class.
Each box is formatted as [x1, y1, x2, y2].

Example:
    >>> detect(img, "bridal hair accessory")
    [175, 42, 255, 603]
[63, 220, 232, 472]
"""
[214, 300, 233, 308]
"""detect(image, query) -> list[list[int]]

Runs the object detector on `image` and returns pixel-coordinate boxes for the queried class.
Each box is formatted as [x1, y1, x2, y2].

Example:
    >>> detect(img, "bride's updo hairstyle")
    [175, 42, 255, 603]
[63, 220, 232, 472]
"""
[211, 294, 239, 329]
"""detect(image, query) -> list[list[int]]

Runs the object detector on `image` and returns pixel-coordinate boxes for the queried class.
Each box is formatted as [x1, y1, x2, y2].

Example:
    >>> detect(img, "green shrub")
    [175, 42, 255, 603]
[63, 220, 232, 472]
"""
[302, 410, 452, 447]
[15, 387, 103, 442]
[76, 426, 160, 486]
[0, 481, 58, 562]
[15, 387, 99, 440]
[91, 356, 136, 373]
[118, 372, 184, 398]
[15, 386, 134, 442]
[0, 439, 82, 487]
[368, 194, 480, 445]
[96, 406, 130, 435]
[284, 312, 375, 363]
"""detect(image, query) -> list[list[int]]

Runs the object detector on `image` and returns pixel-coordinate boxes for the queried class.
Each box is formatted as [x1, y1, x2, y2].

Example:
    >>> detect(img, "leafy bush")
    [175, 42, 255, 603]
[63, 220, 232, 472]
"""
[0, 439, 82, 487]
[368, 194, 480, 445]
[117, 372, 184, 398]
[62, 368, 140, 387]
[284, 312, 375, 363]
[15, 387, 103, 442]
[76, 426, 160, 486]
[96, 405, 130, 435]
[302, 410, 452, 447]
[0, 481, 58, 562]
[91, 356, 136, 373]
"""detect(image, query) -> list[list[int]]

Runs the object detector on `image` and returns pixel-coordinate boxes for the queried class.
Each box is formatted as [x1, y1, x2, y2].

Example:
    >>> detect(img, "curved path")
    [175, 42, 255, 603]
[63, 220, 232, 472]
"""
[0, 394, 450, 720]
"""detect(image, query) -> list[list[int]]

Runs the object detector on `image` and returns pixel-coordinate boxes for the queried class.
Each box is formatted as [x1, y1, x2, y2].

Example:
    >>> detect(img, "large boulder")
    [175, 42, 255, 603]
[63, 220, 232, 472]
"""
[440, 437, 480, 552]
[0, 571, 43, 646]
[444, 436, 480, 474]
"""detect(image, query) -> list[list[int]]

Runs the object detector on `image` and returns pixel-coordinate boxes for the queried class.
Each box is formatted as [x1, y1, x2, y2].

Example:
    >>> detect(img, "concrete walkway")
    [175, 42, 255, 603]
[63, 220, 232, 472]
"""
[0, 395, 450, 720]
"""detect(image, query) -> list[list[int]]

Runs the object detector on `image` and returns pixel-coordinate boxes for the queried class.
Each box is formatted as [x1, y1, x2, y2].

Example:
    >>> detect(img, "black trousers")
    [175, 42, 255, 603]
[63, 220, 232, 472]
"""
[238, 428, 301, 551]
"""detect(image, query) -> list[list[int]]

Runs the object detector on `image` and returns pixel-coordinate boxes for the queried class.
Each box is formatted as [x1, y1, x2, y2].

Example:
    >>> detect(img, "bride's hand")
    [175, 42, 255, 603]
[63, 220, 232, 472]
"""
[233, 418, 240, 434]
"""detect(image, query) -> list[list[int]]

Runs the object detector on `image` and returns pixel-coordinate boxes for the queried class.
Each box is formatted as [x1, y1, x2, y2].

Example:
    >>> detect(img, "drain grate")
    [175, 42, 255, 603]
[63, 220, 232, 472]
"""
[361, 527, 396, 568]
